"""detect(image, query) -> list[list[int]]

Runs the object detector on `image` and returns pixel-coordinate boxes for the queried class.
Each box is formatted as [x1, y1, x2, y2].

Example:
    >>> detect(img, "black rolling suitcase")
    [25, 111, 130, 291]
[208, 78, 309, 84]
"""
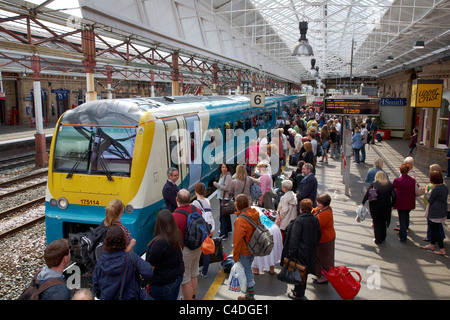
[376, 133, 383, 142]
[289, 153, 299, 166]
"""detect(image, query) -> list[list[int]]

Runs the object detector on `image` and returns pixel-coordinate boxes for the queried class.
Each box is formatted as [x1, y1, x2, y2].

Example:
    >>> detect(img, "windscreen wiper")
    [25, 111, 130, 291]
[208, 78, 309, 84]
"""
[66, 149, 90, 179]
[66, 127, 94, 179]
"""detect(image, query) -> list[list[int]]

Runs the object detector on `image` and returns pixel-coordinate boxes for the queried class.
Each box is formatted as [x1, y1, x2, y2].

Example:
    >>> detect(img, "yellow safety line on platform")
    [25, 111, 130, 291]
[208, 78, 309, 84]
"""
[203, 250, 233, 300]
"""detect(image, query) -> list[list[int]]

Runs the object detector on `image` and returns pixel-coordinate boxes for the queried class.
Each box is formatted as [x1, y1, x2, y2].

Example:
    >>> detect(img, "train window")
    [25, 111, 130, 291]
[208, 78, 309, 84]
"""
[53, 126, 92, 174]
[207, 127, 222, 150]
[225, 122, 233, 142]
[53, 126, 137, 178]
[245, 117, 252, 130]
[169, 135, 179, 170]
[257, 115, 264, 126]
[235, 120, 244, 137]
[190, 132, 195, 162]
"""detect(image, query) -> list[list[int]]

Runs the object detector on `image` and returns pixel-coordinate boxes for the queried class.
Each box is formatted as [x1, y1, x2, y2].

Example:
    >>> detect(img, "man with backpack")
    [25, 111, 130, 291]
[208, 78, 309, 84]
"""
[172, 189, 209, 300]
[18, 239, 72, 300]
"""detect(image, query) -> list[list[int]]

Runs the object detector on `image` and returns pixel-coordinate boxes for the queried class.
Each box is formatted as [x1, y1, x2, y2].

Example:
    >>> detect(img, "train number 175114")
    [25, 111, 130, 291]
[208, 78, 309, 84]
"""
[81, 199, 100, 206]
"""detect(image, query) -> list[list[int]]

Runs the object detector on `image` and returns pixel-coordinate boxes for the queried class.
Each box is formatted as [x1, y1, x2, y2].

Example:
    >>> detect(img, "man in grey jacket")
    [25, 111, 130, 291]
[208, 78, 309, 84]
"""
[37, 239, 72, 300]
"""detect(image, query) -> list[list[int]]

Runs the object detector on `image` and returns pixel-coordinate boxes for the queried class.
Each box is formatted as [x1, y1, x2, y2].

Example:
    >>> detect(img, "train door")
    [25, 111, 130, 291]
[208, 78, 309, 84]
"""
[163, 118, 188, 190]
[184, 115, 202, 191]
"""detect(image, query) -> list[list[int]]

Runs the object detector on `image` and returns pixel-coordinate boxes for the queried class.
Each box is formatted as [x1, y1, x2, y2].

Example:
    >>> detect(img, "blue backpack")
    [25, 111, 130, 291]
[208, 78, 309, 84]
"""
[176, 205, 211, 250]
[250, 182, 262, 200]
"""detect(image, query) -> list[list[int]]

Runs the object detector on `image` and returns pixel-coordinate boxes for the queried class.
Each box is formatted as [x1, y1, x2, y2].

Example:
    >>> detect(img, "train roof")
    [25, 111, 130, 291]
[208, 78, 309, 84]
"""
[60, 94, 302, 126]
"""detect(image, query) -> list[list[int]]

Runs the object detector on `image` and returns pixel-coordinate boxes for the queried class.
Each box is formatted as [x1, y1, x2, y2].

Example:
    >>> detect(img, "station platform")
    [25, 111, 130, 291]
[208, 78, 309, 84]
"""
[200, 139, 450, 301]
[0, 123, 55, 155]
[0, 123, 448, 301]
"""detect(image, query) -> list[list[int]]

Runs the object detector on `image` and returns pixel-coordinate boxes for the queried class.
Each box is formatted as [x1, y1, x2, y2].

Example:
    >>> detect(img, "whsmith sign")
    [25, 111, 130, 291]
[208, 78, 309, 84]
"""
[410, 79, 443, 108]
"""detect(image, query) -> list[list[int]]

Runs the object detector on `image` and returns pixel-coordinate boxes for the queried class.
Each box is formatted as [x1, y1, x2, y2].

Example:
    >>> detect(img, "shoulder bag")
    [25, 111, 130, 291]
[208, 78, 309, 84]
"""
[221, 177, 247, 215]
[277, 257, 307, 285]
[368, 182, 378, 201]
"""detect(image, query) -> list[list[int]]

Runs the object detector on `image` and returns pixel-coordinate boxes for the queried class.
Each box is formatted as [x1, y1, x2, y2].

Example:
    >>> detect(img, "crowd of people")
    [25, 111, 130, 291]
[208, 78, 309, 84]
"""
[23, 105, 448, 301]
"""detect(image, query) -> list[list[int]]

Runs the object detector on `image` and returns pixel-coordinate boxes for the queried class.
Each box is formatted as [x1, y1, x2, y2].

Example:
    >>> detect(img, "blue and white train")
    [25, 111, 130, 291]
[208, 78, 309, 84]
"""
[44, 94, 306, 258]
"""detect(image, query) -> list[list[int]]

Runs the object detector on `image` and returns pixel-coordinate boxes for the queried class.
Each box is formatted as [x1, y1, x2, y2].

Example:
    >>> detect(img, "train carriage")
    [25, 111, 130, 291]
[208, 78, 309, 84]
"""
[45, 94, 305, 260]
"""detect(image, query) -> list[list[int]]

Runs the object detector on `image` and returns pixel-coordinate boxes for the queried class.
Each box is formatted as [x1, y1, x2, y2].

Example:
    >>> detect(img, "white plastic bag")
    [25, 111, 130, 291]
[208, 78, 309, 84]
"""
[355, 204, 369, 222]
[228, 261, 247, 293]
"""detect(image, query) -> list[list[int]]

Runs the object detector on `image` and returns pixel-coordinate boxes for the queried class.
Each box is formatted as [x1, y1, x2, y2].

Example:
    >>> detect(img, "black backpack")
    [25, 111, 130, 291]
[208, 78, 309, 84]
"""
[80, 223, 109, 270]
[175, 205, 211, 250]
[17, 268, 66, 300]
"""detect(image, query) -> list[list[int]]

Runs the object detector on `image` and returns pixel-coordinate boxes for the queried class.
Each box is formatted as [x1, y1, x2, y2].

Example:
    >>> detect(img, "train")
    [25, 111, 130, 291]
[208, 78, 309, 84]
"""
[44, 93, 306, 260]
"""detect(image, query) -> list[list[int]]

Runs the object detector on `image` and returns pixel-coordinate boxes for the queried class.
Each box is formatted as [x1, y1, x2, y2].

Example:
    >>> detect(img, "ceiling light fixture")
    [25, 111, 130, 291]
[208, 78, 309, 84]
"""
[308, 59, 319, 78]
[372, 65, 378, 70]
[413, 40, 425, 49]
[385, 55, 394, 62]
[292, 21, 314, 56]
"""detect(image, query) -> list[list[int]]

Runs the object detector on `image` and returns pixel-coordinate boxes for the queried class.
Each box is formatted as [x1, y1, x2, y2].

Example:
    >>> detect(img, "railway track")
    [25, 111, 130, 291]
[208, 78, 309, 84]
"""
[0, 196, 45, 220]
[0, 181, 47, 200]
[0, 167, 47, 239]
[0, 170, 48, 188]
[0, 212, 45, 240]
[0, 153, 36, 171]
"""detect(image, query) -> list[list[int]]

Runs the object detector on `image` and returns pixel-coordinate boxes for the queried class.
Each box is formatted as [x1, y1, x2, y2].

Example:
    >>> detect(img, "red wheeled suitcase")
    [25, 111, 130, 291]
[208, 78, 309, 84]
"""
[322, 266, 362, 300]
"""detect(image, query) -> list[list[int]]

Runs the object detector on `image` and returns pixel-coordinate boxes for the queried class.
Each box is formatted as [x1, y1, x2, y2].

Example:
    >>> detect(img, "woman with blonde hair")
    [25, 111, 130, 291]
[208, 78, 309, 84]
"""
[229, 164, 257, 203]
[104, 199, 135, 252]
[362, 171, 396, 244]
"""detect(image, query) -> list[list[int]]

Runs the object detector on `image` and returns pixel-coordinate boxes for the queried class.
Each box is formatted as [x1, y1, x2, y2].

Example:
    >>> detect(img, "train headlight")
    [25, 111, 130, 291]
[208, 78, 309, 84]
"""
[125, 204, 134, 213]
[49, 198, 57, 207]
[57, 197, 69, 210]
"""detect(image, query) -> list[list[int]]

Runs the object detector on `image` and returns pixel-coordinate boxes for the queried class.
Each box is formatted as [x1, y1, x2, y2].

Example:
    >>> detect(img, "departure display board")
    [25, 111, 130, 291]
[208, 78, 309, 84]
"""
[324, 99, 380, 116]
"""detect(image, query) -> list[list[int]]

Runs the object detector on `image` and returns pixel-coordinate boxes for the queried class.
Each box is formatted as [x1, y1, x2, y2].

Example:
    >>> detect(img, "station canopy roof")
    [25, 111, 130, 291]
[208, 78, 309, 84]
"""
[0, 0, 448, 84]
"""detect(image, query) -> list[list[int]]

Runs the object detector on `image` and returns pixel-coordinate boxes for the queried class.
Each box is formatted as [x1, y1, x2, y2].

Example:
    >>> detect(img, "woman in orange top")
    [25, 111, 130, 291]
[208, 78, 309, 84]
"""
[312, 193, 335, 284]
[233, 194, 259, 300]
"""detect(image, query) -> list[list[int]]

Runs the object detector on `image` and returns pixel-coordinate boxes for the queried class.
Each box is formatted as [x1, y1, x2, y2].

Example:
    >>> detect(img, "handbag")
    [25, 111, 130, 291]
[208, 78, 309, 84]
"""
[277, 257, 307, 285]
[368, 184, 378, 201]
[222, 176, 247, 215]
[210, 237, 224, 262]
[200, 236, 224, 265]
[201, 232, 215, 255]
[322, 266, 362, 300]
[221, 198, 235, 215]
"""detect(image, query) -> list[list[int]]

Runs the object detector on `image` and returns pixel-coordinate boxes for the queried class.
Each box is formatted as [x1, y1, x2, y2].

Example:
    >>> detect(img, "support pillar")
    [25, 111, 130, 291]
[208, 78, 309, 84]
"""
[252, 73, 256, 92]
[106, 65, 113, 99]
[31, 54, 48, 167]
[172, 51, 180, 96]
[150, 70, 155, 97]
[212, 64, 219, 95]
[236, 70, 241, 95]
[82, 28, 97, 102]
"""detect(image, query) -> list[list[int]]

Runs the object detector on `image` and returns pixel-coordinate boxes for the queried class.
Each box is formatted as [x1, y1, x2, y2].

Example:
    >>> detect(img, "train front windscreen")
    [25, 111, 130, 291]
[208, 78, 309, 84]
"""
[53, 126, 137, 180]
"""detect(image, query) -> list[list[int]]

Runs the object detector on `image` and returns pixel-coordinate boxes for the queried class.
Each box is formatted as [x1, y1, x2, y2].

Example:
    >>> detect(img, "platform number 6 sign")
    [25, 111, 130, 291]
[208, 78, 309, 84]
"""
[250, 92, 265, 108]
